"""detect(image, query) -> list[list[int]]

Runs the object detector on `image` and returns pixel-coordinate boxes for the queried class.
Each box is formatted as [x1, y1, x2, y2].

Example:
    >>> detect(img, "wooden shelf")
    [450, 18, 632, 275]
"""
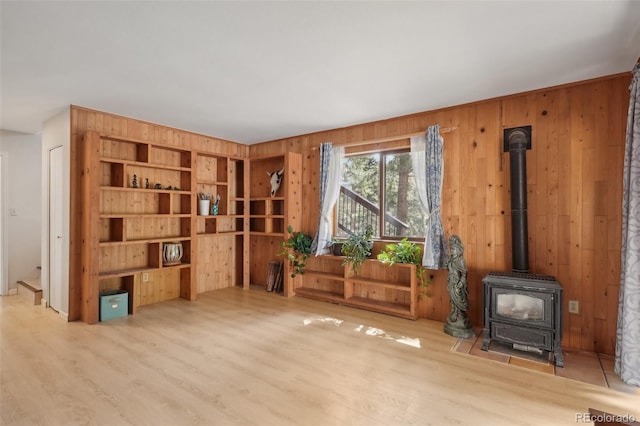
[296, 256, 418, 320]
[100, 213, 191, 218]
[302, 271, 345, 282]
[349, 278, 412, 292]
[99, 263, 191, 280]
[101, 158, 191, 172]
[293, 287, 345, 301]
[197, 231, 244, 237]
[345, 297, 415, 320]
[250, 196, 285, 201]
[99, 186, 191, 195]
[99, 237, 190, 247]
[196, 179, 228, 186]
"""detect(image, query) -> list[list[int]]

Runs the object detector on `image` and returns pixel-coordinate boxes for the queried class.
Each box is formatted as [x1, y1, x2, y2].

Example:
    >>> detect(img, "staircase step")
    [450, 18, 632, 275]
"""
[17, 279, 42, 305]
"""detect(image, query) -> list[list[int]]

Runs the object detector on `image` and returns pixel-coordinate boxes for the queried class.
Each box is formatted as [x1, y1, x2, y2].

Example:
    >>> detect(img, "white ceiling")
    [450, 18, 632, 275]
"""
[2, 1, 639, 144]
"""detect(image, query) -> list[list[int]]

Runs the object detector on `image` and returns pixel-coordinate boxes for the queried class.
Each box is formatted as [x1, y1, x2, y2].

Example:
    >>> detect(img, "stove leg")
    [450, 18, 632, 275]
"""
[481, 329, 490, 351]
[554, 347, 564, 368]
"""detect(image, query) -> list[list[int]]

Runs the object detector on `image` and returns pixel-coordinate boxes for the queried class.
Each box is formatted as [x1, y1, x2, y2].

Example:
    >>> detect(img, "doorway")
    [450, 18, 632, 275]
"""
[48, 146, 63, 312]
[0, 153, 6, 295]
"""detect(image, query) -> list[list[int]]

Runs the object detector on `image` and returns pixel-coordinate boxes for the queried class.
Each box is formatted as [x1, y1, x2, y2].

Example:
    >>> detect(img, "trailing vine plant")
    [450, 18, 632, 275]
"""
[279, 225, 313, 278]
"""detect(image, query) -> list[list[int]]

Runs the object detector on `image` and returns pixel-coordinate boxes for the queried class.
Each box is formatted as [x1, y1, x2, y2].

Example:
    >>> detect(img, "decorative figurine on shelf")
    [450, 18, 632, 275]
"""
[145, 178, 150, 189]
[162, 242, 183, 266]
[444, 235, 475, 339]
[212, 194, 220, 215]
[267, 166, 285, 197]
[154, 183, 162, 190]
[132, 174, 138, 188]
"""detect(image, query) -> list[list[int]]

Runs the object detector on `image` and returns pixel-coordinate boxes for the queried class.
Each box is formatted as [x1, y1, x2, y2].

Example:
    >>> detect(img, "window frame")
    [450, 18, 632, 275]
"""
[335, 147, 424, 243]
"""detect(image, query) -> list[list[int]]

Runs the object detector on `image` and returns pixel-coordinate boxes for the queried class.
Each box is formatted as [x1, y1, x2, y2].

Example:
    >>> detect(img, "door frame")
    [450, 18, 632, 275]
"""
[0, 152, 7, 296]
[47, 145, 63, 311]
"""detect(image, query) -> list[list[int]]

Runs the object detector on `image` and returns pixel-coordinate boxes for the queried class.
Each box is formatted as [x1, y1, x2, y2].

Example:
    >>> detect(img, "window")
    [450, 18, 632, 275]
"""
[336, 150, 425, 240]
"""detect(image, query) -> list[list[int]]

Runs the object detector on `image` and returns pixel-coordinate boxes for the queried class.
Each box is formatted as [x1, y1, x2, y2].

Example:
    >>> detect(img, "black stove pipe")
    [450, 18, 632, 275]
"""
[506, 128, 530, 273]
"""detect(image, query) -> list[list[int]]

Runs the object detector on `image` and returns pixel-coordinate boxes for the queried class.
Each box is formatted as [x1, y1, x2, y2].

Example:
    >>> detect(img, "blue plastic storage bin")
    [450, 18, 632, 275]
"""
[100, 290, 129, 321]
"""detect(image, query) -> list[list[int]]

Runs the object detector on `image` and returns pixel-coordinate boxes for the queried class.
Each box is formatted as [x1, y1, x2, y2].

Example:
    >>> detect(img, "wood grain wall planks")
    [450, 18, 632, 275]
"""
[248, 73, 631, 354]
[69, 72, 629, 354]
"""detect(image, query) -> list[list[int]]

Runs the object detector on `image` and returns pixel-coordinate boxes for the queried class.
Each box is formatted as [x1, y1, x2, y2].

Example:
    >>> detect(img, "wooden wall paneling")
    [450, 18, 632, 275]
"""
[69, 132, 82, 321]
[303, 138, 320, 234]
[579, 89, 596, 352]
[607, 145, 624, 252]
[566, 88, 585, 349]
[139, 269, 180, 306]
[284, 152, 303, 296]
[242, 161, 251, 288]
[493, 104, 510, 273]
[80, 131, 101, 324]
[581, 248, 596, 351]
[605, 282, 620, 354]
[483, 104, 502, 274]
[69, 75, 630, 352]
[430, 271, 448, 323]
[463, 240, 480, 325]
[196, 235, 237, 294]
[533, 93, 549, 275]
[443, 128, 462, 220]
[544, 90, 560, 276]
[249, 236, 281, 287]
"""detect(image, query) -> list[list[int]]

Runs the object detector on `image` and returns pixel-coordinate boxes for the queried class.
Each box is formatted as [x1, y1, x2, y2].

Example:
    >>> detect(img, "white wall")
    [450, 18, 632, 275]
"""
[0, 131, 43, 293]
[41, 108, 70, 317]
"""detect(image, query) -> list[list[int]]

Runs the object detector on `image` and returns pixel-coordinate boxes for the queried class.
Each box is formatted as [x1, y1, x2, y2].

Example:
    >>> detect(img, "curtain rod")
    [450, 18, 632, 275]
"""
[312, 126, 458, 150]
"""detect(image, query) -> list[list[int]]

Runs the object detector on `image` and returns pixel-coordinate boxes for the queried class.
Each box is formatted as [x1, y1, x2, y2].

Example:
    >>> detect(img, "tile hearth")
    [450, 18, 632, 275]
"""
[453, 333, 639, 395]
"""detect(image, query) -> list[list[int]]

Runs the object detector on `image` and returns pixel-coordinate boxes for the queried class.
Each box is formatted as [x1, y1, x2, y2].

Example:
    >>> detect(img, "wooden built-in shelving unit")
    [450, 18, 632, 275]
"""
[80, 131, 249, 324]
[295, 255, 418, 320]
[248, 152, 302, 296]
[194, 152, 247, 237]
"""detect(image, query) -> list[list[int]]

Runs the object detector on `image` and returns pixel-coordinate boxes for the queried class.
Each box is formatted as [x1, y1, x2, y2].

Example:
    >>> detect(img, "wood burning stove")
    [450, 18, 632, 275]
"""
[481, 126, 564, 367]
[482, 272, 563, 366]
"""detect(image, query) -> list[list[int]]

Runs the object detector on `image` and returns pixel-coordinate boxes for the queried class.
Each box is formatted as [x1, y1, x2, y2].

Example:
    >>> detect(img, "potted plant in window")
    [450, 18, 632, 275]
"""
[279, 225, 313, 278]
[326, 236, 346, 256]
[377, 238, 431, 298]
[341, 225, 374, 276]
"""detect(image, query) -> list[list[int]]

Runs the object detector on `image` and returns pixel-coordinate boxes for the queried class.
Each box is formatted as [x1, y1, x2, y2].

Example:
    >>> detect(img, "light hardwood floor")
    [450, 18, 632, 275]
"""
[2, 287, 639, 426]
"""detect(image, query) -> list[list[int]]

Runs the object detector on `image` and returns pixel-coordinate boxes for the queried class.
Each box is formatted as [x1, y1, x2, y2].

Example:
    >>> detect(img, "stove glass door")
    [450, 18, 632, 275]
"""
[496, 293, 544, 320]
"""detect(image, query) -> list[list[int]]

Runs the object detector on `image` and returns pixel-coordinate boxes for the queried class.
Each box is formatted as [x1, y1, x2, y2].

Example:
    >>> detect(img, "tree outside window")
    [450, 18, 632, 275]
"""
[336, 150, 425, 240]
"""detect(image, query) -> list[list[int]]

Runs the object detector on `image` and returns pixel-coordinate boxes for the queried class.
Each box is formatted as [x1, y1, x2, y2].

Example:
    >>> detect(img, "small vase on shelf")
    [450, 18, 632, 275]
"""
[211, 194, 220, 216]
[198, 193, 211, 216]
[198, 199, 210, 216]
[162, 242, 183, 266]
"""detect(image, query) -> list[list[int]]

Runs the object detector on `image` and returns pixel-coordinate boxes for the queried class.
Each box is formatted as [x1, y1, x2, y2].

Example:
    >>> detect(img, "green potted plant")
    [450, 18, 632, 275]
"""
[377, 238, 431, 298]
[341, 225, 374, 275]
[326, 236, 346, 256]
[279, 225, 313, 278]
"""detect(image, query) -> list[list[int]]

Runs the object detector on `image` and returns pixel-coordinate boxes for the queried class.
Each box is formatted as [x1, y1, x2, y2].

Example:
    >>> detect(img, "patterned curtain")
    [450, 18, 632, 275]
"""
[411, 125, 447, 269]
[310, 143, 345, 255]
[615, 62, 640, 386]
[410, 134, 430, 260]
